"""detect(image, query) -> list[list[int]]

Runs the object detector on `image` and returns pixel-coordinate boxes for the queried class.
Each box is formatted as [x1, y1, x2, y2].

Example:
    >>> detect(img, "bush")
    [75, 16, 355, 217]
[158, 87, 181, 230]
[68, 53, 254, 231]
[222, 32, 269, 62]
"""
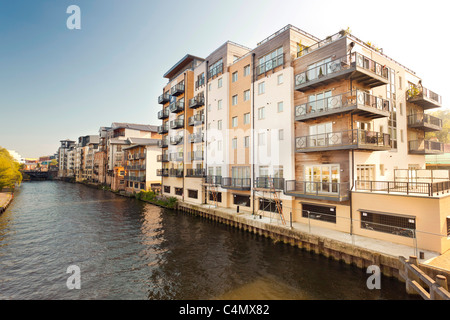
[136, 190, 177, 208]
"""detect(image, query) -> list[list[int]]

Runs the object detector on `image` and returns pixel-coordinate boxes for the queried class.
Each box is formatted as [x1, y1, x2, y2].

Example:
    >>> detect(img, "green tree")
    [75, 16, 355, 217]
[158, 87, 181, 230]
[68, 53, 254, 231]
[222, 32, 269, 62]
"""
[0, 147, 22, 190]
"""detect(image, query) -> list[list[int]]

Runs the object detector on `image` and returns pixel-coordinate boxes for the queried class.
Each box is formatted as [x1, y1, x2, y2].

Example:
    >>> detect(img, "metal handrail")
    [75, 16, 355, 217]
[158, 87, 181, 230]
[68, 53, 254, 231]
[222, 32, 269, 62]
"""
[295, 90, 389, 117]
[407, 113, 442, 127]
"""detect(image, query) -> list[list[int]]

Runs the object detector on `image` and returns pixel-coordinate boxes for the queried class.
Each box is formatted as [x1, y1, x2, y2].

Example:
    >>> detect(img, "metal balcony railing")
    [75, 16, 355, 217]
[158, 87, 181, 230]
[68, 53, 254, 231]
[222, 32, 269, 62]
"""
[285, 180, 350, 201]
[170, 118, 184, 129]
[168, 168, 184, 177]
[406, 86, 442, 106]
[207, 63, 223, 79]
[158, 93, 171, 104]
[157, 108, 170, 119]
[186, 168, 206, 177]
[255, 53, 284, 76]
[157, 124, 169, 134]
[254, 177, 285, 190]
[156, 168, 169, 177]
[408, 140, 444, 154]
[295, 90, 390, 121]
[170, 83, 184, 96]
[189, 95, 205, 109]
[205, 175, 222, 185]
[221, 177, 251, 190]
[407, 113, 443, 131]
[355, 180, 450, 196]
[169, 100, 184, 113]
[295, 129, 391, 152]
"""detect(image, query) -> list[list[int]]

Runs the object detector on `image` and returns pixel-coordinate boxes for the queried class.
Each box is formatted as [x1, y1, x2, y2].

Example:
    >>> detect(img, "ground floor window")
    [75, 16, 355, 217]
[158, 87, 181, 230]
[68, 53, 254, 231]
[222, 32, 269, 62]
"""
[188, 189, 198, 199]
[233, 194, 250, 207]
[259, 198, 281, 213]
[209, 191, 222, 203]
[302, 203, 336, 223]
[140, 183, 145, 190]
[175, 187, 183, 196]
[360, 210, 415, 238]
[163, 186, 170, 194]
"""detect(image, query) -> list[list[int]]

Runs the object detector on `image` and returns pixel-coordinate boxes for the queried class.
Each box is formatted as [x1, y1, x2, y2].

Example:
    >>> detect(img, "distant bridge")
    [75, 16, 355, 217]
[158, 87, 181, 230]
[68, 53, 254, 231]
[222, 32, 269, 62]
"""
[21, 170, 58, 181]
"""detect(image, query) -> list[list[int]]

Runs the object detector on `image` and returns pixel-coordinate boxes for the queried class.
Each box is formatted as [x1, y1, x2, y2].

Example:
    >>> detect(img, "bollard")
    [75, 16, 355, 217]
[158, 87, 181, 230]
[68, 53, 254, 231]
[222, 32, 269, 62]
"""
[236, 205, 239, 213]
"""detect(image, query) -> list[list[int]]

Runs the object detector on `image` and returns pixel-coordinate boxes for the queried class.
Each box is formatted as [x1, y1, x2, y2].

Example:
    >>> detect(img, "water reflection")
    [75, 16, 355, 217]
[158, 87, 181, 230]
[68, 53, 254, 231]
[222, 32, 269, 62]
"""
[0, 182, 415, 300]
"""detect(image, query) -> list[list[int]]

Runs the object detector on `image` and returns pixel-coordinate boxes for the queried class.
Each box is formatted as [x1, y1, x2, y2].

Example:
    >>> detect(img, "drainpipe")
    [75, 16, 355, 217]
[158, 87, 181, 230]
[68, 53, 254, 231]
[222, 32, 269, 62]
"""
[350, 78, 354, 235]
[204, 60, 209, 204]
[252, 53, 256, 216]
[182, 71, 186, 203]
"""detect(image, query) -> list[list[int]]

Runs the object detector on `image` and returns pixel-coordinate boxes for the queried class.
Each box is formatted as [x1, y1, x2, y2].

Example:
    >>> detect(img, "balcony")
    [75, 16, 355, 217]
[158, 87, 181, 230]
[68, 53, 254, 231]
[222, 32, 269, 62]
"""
[284, 181, 350, 201]
[190, 150, 204, 161]
[169, 135, 184, 145]
[295, 90, 390, 122]
[407, 113, 443, 132]
[294, 52, 389, 92]
[156, 168, 169, 177]
[355, 180, 450, 197]
[169, 100, 184, 114]
[169, 168, 184, 178]
[221, 177, 251, 191]
[157, 154, 169, 162]
[254, 177, 285, 190]
[158, 138, 168, 148]
[170, 83, 184, 96]
[204, 175, 222, 185]
[169, 152, 184, 162]
[157, 123, 169, 134]
[158, 93, 171, 104]
[186, 168, 206, 178]
[188, 113, 204, 126]
[170, 118, 184, 129]
[255, 53, 284, 76]
[189, 95, 205, 109]
[189, 132, 204, 143]
[207, 63, 223, 79]
[408, 140, 444, 155]
[157, 108, 169, 120]
[406, 86, 442, 110]
[126, 175, 146, 182]
[295, 129, 391, 153]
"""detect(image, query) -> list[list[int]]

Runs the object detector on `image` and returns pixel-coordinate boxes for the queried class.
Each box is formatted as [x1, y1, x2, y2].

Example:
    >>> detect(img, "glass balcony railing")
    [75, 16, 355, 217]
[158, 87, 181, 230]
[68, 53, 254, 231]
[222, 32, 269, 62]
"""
[407, 113, 443, 131]
[221, 177, 251, 190]
[189, 95, 205, 109]
[295, 129, 391, 152]
[205, 175, 222, 185]
[170, 83, 184, 96]
[157, 124, 169, 134]
[158, 93, 171, 104]
[406, 86, 442, 109]
[254, 177, 285, 190]
[295, 90, 390, 121]
[186, 168, 206, 177]
[284, 180, 350, 201]
[170, 118, 184, 129]
[255, 53, 284, 76]
[157, 108, 169, 120]
[408, 140, 444, 155]
[169, 101, 184, 113]
[295, 52, 389, 91]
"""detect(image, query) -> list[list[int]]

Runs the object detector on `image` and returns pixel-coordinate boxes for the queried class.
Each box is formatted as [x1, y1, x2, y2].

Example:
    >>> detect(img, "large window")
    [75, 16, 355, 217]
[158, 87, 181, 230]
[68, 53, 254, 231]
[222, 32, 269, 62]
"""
[305, 164, 340, 193]
[208, 59, 223, 78]
[257, 47, 283, 75]
[360, 210, 415, 238]
[232, 166, 250, 179]
[259, 198, 282, 213]
[233, 194, 250, 207]
[302, 204, 336, 223]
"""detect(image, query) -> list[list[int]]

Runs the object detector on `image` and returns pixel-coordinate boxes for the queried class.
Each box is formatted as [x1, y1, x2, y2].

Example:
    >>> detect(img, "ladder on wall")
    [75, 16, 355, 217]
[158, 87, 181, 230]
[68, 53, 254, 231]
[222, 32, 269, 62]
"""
[269, 177, 285, 225]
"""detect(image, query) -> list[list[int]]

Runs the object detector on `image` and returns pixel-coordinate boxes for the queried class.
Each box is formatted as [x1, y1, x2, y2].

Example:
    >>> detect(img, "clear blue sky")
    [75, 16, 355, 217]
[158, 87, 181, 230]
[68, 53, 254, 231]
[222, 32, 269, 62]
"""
[0, 0, 449, 158]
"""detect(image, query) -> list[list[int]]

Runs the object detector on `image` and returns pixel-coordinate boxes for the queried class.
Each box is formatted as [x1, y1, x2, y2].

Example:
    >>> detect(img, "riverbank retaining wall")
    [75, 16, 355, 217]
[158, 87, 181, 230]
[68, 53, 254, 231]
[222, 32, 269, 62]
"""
[175, 201, 450, 284]
[0, 193, 13, 214]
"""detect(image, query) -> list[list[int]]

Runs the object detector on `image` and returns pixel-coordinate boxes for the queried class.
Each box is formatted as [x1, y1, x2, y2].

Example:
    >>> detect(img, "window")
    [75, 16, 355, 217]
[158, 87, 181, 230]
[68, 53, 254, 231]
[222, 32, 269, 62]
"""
[188, 189, 198, 199]
[233, 194, 251, 207]
[208, 59, 223, 79]
[360, 210, 415, 238]
[259, 166, 269, 177]
[258, 82, 265, 94]
[232, 71, 238, 82]
[232, 95, 238, 106]
[217, 140, 222, 151]
[244, 136, 250, 148]
[207, 104, 211, 112]
[209, 191, 222, 203]
[400, 129, 404, 143]
[232, 138, 237, 149]
[258, 132, 265, 146]
[259, 198, 281, 213]
[278, 129, 284, 140]
[218, 99, 222, 110]
[244, 90, 250, 101]
[305, 164, 340, 193]
[208, 83, 212, 91]
[244, 65, 250, 76]
[302, 204, 336, 224]
[244, 113, 250, 125]
[277, 101, 283, 113]
[232, 116, 238, 127]
[258, 107, 265, 120]
[257, 47, 283, 75]
[218, 78, 223, 88]
[175, 187, 183, 196]
[277, 74, 284, 85]
[217, 120, 222, 130]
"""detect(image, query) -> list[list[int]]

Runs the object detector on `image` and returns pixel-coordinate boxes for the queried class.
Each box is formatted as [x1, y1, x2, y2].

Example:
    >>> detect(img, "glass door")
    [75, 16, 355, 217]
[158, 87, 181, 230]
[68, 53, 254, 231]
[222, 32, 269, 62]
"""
[305, 164, 340, 194]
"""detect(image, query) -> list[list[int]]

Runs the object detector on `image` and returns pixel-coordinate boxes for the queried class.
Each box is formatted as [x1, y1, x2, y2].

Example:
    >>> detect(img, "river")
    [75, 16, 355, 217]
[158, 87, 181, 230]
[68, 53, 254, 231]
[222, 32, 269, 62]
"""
[0, 181, 415, 300]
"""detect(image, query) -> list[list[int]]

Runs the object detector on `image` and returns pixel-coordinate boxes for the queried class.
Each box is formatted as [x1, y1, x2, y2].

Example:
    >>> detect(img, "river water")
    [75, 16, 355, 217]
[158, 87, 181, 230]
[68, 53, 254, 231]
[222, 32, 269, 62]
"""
[0, 181, 415, 300]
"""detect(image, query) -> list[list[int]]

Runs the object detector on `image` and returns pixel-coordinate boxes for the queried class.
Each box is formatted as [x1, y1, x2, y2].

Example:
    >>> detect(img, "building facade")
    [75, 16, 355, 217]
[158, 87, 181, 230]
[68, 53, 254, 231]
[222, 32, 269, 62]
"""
[156, 24, 449, 254]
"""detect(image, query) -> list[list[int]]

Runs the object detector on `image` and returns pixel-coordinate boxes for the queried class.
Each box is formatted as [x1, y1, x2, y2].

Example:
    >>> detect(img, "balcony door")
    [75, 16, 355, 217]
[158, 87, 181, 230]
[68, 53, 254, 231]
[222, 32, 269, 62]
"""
[309, 122, 333, 147]
[305, 164, 340, 193]
[356, 164, 375, 189]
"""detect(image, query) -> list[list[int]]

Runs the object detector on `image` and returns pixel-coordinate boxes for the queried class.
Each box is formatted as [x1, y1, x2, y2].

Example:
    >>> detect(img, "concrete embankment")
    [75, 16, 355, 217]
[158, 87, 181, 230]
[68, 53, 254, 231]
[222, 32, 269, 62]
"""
[175, 201, 450, 285]
[0, 192, 13, 214]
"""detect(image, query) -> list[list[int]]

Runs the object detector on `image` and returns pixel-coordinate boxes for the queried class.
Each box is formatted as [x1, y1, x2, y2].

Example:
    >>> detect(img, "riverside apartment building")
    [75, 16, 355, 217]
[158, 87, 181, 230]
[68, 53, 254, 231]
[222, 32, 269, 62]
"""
[156, 24, 450, 254]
